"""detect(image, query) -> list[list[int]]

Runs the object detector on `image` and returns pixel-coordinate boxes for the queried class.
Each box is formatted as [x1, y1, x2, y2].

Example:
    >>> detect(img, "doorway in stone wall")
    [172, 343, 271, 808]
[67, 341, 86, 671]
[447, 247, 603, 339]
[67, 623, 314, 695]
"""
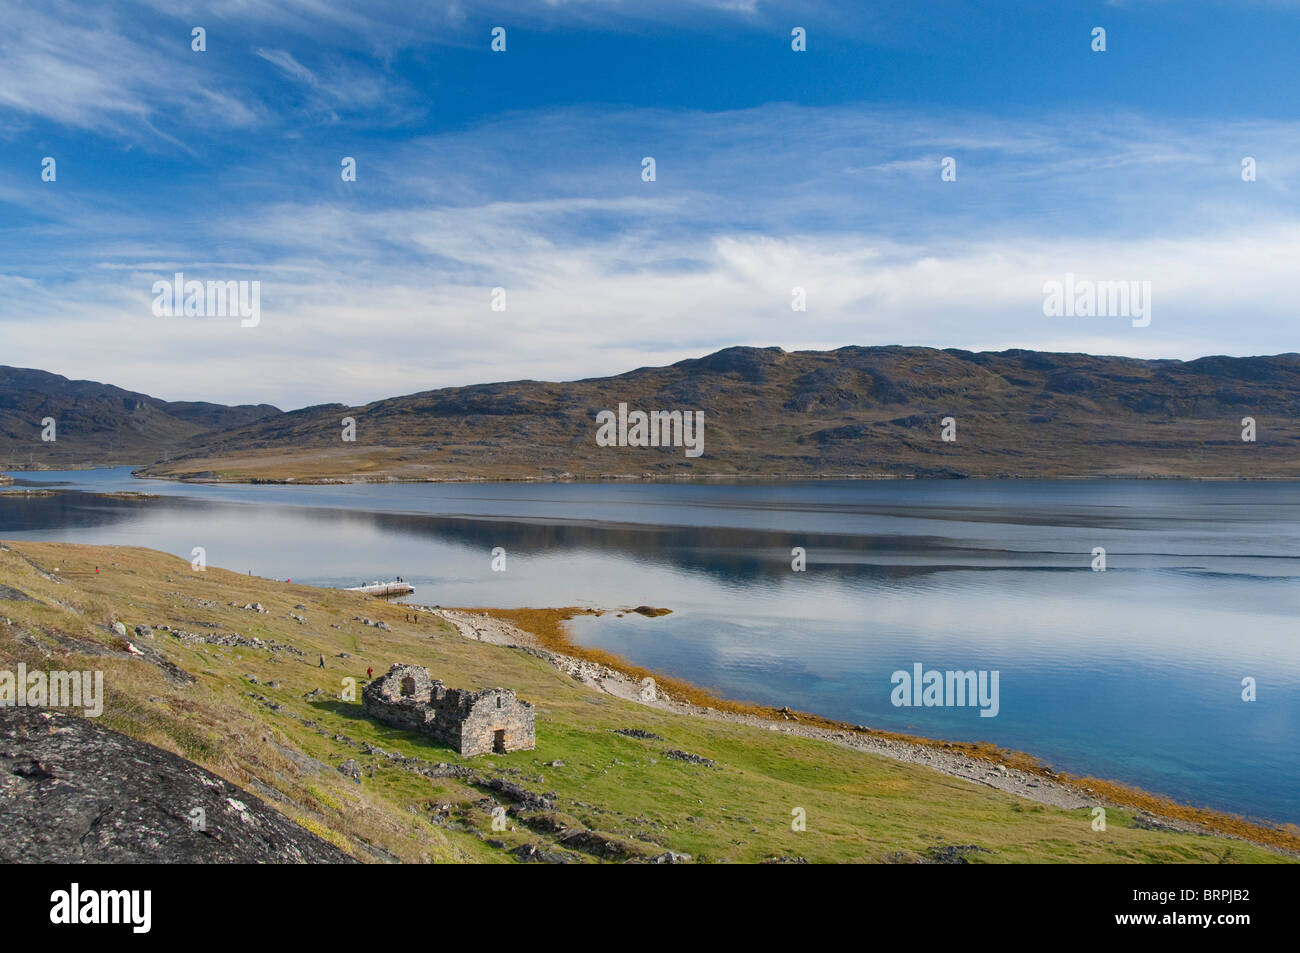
[493, 729, 506, 753]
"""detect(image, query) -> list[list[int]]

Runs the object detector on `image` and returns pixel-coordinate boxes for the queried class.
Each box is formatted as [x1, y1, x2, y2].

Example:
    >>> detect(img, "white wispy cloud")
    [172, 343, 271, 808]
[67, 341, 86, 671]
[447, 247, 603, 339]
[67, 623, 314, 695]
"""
[0, 0, 262, 137]
[255, 49, 317, 85]
[3, 99, 1299, 406]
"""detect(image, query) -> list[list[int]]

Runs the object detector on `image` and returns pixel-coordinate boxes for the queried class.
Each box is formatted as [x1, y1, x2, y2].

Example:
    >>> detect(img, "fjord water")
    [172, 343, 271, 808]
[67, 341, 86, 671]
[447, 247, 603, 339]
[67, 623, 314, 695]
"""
[3, 469, 1297, 824]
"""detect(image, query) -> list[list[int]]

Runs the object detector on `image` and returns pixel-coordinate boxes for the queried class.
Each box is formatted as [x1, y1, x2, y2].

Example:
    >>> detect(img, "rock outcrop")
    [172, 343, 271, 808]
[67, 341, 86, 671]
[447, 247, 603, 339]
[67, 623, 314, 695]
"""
[0, 708, 355, 863]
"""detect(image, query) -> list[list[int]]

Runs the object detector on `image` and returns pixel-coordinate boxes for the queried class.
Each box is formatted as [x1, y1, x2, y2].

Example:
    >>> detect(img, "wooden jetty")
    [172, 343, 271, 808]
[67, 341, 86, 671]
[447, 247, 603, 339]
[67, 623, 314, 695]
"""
[344, 580, 415, 597]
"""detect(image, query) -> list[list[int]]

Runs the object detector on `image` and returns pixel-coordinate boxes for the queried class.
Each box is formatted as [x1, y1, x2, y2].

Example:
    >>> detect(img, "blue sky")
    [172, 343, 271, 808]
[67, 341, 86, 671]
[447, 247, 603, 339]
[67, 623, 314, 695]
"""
[1, 0, 1298, 408]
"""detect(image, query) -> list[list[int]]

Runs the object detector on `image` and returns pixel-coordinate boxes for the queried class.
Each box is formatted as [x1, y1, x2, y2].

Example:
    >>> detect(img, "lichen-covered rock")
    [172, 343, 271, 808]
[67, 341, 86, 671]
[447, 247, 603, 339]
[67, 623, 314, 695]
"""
[662, 748, 718, 768]
[649, 850, 692, 864]
[0, 708, 355, 863]
[0, 584, 33, 602]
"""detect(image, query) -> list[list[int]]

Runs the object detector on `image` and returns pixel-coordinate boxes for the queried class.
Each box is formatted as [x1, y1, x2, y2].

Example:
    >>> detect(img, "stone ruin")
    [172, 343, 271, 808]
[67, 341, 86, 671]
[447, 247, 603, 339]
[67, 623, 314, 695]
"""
[361, 664, 535, 756]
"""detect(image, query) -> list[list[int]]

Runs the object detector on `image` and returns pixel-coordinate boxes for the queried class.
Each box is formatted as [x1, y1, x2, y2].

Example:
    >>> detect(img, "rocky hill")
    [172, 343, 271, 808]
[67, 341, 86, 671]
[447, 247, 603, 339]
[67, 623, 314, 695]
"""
[0, 366, 280, 470]
[136, 346, 1300, 482]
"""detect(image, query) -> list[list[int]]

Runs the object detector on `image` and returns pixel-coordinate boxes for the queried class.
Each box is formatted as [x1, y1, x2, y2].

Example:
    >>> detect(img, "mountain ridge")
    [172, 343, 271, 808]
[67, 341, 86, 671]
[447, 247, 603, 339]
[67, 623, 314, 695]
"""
[142, 345, 1300, 481]
[3, 346, 1299, 480]
[0, 365, 280, 469]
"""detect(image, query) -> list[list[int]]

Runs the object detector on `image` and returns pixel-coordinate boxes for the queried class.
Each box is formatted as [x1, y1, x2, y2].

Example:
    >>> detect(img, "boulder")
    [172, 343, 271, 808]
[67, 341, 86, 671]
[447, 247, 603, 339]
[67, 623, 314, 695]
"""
[0, 708, 355, 863]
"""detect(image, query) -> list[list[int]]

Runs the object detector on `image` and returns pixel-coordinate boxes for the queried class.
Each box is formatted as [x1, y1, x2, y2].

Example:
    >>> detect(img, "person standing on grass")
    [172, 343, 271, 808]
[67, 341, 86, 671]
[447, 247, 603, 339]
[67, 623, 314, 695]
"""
[367, 666, 373, 679]
[318, 653, 325, 669]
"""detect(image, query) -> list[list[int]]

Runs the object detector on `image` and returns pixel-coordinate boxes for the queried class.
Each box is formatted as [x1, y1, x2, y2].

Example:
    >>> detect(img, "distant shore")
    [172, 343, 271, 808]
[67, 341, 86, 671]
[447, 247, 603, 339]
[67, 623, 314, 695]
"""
[3, 455, 1297, 486]
[10, 346, 1300, 484]
[3, 464, 1290, 486]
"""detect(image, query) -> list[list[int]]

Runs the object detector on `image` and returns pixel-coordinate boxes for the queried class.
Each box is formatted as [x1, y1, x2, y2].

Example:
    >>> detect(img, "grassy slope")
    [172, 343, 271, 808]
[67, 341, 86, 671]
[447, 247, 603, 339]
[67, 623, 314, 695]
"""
[0, 539, 1291, 864]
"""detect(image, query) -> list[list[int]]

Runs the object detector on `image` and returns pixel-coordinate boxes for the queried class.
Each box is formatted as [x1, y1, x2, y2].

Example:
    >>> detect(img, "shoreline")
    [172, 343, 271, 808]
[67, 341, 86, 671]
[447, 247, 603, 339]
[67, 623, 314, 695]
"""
[131, 466, 1300, 484]
[422, 603, 1300, 857]
[147, 473, 1300, 485]
[1, 465, 1295, 487]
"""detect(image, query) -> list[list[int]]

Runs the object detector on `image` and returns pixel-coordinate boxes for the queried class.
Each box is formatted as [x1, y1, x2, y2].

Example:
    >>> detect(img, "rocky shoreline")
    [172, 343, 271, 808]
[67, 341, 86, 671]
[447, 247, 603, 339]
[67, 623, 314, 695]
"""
[425, 605, 1289, 853]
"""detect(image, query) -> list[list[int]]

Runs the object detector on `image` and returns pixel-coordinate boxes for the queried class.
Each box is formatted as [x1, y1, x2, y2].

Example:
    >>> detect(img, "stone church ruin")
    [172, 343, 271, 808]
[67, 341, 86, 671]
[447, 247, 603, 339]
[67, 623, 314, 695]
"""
[361, 664, 535, 756]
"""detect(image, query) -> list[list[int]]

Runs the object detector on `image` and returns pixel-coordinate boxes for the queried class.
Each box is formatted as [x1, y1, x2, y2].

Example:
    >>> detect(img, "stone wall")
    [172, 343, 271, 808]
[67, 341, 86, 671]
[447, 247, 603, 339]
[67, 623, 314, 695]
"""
[361, 663, 535, 756]
[458, 688, 536, 756]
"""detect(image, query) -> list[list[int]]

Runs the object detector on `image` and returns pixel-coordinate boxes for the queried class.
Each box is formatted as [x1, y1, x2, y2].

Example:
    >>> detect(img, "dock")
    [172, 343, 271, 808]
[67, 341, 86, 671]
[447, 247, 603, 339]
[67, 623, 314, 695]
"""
[344, 580, 415, 597]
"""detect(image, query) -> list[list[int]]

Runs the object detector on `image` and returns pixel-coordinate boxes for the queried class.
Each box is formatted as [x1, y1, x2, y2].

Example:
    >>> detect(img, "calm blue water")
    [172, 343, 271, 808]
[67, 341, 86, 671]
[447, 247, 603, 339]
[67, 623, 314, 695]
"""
[3, 468, 1297, 824]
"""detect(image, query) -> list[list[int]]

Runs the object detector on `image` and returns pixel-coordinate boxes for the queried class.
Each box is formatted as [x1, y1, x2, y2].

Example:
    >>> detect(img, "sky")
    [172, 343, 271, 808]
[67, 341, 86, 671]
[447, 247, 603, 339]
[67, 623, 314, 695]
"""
[1, 0, 1298, 409]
